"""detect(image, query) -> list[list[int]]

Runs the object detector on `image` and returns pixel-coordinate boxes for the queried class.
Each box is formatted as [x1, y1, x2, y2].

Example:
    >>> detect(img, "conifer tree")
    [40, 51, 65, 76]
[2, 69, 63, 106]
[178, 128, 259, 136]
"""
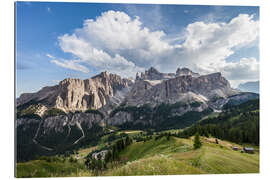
[125, 136, 132, 146]
[193, 132, 202, 149]
[105, 150, 112, 163]
[112, 145, 119, 160]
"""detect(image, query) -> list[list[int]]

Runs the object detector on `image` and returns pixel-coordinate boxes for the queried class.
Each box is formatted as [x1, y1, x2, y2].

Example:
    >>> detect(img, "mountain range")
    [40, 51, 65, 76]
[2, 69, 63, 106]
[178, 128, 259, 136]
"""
[238, 81, 259, 94]
[16, 67, 259, 161]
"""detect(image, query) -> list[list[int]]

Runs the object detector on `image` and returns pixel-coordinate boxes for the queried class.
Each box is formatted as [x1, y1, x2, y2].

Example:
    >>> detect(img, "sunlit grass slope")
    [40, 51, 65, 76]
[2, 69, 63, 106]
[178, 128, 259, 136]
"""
[103, 136, 259, 176]
[16, 159, 92, 178]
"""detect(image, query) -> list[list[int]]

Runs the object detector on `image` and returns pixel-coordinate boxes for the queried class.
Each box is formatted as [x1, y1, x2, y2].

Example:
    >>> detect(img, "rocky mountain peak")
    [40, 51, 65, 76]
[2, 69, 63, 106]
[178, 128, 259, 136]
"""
[176, 67, 200, 77]
[92, 71, 111, 80]
[137, 67, 175, 80]
[59, 78, 83, 87]
[148, 67, 160, 73]
[142, 67, 163, 80]
[100, 71, 110, 78]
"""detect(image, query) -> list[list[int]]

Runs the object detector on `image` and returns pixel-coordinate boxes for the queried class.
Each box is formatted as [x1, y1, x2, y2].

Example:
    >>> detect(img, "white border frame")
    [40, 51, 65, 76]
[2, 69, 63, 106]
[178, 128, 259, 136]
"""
[1, 0, 269, 179]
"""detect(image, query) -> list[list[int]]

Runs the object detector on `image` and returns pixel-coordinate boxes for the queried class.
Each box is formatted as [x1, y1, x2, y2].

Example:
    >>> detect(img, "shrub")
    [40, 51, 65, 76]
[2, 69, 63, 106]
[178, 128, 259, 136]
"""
[69, 157, 77, 163]
[190, 101, 202, 108]
[44, 108, 66, 118]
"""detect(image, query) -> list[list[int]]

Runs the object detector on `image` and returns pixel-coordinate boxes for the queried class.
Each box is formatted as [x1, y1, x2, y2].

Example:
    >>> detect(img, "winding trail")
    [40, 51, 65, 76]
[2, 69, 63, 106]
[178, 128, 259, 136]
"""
[66, 124, 71, 138]
[73, 121, 85, 144]
[32, 113, 85, 149]
[33, 121, 53, 151]
[33, 121, 42, 141]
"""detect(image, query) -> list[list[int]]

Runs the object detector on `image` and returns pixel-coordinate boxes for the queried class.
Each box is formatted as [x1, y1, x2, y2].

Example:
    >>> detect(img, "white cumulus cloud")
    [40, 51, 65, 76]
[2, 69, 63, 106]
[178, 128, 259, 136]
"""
[52, 11, 259, 84]
[51, 59, 89, 73]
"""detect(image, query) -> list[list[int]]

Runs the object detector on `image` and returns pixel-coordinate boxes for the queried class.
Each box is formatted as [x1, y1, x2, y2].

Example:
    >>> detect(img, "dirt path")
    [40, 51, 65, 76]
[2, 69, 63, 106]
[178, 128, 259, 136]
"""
[33, 121, 53, 151]
[73, 121, 85, 144]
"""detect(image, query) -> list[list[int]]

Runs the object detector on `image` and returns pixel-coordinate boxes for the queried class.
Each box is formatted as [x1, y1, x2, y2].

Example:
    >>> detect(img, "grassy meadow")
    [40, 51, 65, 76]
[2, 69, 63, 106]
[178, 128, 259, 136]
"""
[102, 136, 259, 176]
[16, 135, 259, 177]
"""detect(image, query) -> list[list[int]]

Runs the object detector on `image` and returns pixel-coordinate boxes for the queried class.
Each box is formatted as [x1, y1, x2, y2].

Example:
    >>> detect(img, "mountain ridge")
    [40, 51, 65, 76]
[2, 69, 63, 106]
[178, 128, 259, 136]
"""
[238, 81, 259, 94]
[17, 67, 259, 115]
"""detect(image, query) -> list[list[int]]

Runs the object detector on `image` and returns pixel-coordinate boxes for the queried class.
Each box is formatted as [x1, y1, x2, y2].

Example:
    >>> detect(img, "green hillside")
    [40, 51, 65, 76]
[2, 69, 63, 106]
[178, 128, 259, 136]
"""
[102, 136, 259, 176]
[16, 136, 259, 177]
[16, 158, 91, 177]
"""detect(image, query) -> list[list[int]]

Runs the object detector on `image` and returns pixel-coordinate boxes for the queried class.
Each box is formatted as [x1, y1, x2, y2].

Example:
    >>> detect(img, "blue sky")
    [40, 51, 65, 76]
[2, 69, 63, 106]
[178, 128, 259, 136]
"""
[16, 2, 259, 97]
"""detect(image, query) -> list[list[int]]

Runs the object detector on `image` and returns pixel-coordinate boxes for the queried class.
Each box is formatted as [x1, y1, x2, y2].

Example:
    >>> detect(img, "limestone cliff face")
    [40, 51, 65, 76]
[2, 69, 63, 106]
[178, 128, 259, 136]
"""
[17, 67, 255, 122]
[17, 72, 133, 112]
[126, 71, 238, 107]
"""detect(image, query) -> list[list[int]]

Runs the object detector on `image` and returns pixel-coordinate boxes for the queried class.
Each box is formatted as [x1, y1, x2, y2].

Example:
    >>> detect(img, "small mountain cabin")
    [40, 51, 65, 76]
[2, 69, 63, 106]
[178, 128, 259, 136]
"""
[243, 147, 254, 154]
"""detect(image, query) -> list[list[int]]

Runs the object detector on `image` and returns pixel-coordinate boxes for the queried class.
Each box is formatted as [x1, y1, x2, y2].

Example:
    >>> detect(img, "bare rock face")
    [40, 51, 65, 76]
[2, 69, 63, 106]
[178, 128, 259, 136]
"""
[40, 112, 103, 134]
[16, 117, 40, 128]
[137, 67, 176, 80]
[16, 86, 59, 106]
[126, 70, 238, 107]
[17, 72, 133, 112]
[106, 111, 133, 126]
[176, 67, 200, 77]
[136, 67, 200, 81]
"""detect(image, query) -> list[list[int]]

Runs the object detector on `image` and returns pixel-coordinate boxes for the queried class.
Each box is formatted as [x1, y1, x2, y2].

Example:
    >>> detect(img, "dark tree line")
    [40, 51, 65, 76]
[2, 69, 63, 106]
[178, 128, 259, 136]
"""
[178, 99, 259, 145]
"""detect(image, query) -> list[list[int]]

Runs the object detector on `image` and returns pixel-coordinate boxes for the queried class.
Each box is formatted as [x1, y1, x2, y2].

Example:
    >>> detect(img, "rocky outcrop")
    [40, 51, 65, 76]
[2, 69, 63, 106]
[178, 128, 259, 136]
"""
[176, 67, 200, 77]
[126, 71, 238, 107]
[17, 72, 133, 112]
[136, 67, 175, 80]
[38, 112, 103, 135]
[136, 67, 200, 81]
[17, 111, 104, 152]
[16, 117, 40, 129]
[106, 111, 133, 126]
